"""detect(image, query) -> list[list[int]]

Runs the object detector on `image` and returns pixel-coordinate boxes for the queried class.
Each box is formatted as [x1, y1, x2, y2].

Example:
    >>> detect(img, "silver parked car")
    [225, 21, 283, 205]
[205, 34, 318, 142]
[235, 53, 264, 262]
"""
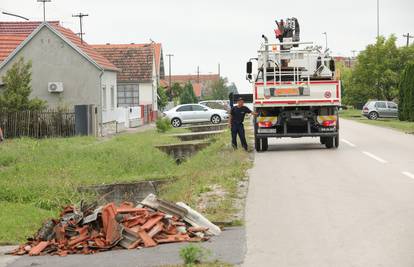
[362, 100, 398, 120]
[163, 104, 229, 127]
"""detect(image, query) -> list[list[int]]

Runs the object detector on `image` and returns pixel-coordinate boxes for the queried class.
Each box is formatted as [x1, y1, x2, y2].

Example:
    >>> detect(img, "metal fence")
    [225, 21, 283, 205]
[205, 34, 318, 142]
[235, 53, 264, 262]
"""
[0, 109, 75, 138]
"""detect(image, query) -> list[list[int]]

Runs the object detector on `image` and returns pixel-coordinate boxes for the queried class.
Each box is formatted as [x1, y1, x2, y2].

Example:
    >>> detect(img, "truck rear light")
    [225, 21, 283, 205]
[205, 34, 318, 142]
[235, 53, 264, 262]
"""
[258, 121, 273, 128]
[322, 120, 336, 127]
[363, 107, 368, 111]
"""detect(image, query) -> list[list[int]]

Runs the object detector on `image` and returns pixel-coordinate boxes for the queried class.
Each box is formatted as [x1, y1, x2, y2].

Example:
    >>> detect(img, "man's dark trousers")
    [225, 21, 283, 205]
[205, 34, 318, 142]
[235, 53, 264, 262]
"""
[231, 123, 248, 150]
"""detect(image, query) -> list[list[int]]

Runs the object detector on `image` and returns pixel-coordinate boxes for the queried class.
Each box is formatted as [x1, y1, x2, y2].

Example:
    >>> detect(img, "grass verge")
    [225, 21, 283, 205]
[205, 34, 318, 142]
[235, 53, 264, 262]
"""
[340, 109, 414, 133]
[0, 127, 251, 243]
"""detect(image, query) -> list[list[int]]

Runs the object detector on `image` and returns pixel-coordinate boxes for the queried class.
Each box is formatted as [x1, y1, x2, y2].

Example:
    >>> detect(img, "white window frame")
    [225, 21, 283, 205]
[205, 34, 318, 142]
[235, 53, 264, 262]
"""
[102, 85, 107, 110]
[110, 85, 115, 109]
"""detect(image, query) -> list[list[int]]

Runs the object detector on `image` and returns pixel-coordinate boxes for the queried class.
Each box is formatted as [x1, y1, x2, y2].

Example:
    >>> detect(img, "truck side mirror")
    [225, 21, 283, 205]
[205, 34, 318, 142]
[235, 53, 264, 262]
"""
[246, 61, 252, 74]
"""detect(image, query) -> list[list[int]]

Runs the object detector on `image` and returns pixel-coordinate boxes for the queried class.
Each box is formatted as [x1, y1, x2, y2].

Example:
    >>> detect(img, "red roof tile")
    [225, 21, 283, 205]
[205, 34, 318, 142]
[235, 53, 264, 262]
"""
[92, 44, 154, 82]
[93, 43, 163, 77]
[0, 21, 118, 71]
[168, 74, 220, 83]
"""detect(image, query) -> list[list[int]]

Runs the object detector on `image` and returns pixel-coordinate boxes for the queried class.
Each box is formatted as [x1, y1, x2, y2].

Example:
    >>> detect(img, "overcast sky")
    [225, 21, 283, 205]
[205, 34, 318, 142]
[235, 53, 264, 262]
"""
[1, 0, 414, 92]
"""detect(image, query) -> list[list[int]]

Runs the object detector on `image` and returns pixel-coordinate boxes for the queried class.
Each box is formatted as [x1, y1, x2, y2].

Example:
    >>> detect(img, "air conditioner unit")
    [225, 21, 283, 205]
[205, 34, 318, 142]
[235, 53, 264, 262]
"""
[48, 82, 64, 93]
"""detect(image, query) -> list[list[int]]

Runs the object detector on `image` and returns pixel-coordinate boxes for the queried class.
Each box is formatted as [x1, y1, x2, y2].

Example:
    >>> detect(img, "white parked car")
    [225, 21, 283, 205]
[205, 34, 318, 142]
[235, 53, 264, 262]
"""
[163, 104, 229, 127]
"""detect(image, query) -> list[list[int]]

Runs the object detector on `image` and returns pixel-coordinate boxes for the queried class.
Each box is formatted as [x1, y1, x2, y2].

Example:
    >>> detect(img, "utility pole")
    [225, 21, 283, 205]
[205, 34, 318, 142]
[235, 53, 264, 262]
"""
[377, 0, 380, 39]
[403, 33, 414, 47]
[218, 63, 220, 77]
[197, 66, 200, 84]
[166, 54, 174, 97]
[351, 50, 357, 57]
[72, 13, 89, 43]
[322, 32, 328, 50]
[37, 0, 51, 22]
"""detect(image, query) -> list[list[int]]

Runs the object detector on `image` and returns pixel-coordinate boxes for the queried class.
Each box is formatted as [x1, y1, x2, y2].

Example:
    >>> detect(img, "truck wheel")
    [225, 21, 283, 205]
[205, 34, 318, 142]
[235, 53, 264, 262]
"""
[262, 138, 268, 151]
[334, 134, 339, 148]
[325, 137, 334, 149]
[255, 138, 261, 152]
[320, 137, 326, 145]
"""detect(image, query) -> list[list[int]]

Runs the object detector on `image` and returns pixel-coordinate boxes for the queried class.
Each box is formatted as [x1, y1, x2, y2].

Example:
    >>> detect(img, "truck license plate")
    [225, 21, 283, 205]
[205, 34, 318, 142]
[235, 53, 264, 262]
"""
[258, 128, 276, 134]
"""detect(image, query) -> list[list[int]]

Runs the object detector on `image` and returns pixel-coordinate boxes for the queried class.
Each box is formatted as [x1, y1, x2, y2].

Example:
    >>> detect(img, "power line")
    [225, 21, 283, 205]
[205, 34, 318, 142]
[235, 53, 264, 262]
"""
[37, 0, 51, 22]
[72, 13, 89, 44]
[403, 33, 414, 47]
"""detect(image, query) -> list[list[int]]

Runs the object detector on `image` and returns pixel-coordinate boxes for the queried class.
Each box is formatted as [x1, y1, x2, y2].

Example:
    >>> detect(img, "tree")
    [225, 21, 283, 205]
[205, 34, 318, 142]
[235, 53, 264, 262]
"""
[0, 57, 46, 111]
[169, 82, 183, 98]
[179, 82, 197, 104]
[211, 77, 229, 100]
[342, 36, 414, 107]
[157, 86, 169, 110]
[398, 63, 414, 121]
[227, 82, 238, 94]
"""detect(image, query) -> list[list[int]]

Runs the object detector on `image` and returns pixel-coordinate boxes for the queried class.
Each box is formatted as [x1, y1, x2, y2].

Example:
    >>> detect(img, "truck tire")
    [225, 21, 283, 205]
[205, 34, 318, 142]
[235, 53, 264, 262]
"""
[334, 134, 339, 148]
[255, 138, 261, 152]
[261, 138, 268, 151]
[325, 137, 334, 148]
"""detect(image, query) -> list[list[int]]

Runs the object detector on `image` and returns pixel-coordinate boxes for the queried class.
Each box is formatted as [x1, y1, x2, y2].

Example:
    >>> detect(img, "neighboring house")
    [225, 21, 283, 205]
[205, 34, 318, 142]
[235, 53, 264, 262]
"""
[334, 56, 356, 68]
[92, 43, 164, 122]
[161, 74, 220, 99]
[0, 21, 120, 135]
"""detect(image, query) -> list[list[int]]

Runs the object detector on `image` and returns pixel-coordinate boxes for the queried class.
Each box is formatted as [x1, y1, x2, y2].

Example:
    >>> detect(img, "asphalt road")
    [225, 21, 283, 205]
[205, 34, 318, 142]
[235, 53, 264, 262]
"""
[244, 119, 414, 267]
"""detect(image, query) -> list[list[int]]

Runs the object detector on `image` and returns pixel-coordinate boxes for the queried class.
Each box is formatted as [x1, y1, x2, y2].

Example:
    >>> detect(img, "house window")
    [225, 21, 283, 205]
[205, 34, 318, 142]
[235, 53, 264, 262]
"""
[117, 84, 139, 107]
[110, 85, 115, 109]
[102, 85, 107, 110]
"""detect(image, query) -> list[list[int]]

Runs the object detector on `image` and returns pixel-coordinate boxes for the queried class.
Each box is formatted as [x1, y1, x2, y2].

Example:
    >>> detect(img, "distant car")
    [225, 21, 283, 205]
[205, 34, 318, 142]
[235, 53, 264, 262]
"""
[362, 100, 398, 120]
[163, 104, 229, 127]
[198, 100, 230, 111]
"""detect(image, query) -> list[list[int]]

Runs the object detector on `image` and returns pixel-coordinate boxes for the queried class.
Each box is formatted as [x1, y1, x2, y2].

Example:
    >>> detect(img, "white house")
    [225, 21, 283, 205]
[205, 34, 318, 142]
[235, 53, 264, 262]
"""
[0, 21, 121, 135]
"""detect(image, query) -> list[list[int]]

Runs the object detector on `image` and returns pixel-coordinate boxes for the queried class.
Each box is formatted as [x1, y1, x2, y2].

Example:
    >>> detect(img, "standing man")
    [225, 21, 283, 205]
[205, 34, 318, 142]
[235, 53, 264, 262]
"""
[229, 97, 256, 151]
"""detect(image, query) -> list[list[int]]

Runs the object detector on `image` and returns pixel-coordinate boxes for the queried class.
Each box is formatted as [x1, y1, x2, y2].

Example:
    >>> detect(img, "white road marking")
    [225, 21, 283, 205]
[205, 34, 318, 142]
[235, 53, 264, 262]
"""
[341, 139, 356, 147]
[362, 151, 388, 164]
[402, 171, 414, 179]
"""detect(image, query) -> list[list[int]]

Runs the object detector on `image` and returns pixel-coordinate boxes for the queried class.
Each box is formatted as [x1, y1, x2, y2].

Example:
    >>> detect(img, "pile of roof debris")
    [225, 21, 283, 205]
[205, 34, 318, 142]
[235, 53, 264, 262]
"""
[10, 194, 221, 256]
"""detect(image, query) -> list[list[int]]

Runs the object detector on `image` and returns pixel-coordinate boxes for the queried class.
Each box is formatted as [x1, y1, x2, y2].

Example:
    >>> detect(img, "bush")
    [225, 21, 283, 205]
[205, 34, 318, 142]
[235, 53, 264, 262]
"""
[156, 117, 172, 133]
[179, 244, 208, 265]
[399, 62, 414, 121]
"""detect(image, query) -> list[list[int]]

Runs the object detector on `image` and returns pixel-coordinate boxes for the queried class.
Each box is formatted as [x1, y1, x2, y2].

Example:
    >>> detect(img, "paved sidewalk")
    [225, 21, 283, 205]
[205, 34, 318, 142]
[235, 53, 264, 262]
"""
[5, 227, 245, 267]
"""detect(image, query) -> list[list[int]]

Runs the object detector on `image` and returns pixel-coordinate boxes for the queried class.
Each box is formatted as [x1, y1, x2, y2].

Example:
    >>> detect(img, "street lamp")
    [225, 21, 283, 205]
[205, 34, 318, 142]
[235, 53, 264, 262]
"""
[322, 32, 328, 50]
[1, 11, 29, 20]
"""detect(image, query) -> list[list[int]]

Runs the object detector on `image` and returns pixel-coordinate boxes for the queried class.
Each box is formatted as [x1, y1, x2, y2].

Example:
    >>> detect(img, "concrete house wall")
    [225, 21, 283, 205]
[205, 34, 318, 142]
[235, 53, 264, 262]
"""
[0, 26, 102, 109]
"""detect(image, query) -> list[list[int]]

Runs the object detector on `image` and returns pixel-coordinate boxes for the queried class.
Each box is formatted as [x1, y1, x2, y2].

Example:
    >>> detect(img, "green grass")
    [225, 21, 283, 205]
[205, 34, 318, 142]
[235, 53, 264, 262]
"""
[0, 202, 57, 245]
[340, 109, 414, 133]
[0, 127, 251, 243]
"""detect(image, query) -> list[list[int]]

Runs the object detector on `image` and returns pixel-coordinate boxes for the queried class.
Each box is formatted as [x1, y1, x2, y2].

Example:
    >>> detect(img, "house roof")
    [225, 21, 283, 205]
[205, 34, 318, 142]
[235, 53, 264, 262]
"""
[92, 44, 155, 82]
[193, 83, 202, 97]
[92, 43, 163, 77]
[168, 74, 220, 83]
[0, 21, 118, 71]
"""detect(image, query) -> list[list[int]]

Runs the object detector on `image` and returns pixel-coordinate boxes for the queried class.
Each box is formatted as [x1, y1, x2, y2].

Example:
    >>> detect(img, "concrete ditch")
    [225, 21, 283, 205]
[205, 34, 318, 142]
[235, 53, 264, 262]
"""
[184, 123, 228, 133]
[78, 180, 171, 205]
[169, 130, 224, 141]
[155, 141, 210, 163]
